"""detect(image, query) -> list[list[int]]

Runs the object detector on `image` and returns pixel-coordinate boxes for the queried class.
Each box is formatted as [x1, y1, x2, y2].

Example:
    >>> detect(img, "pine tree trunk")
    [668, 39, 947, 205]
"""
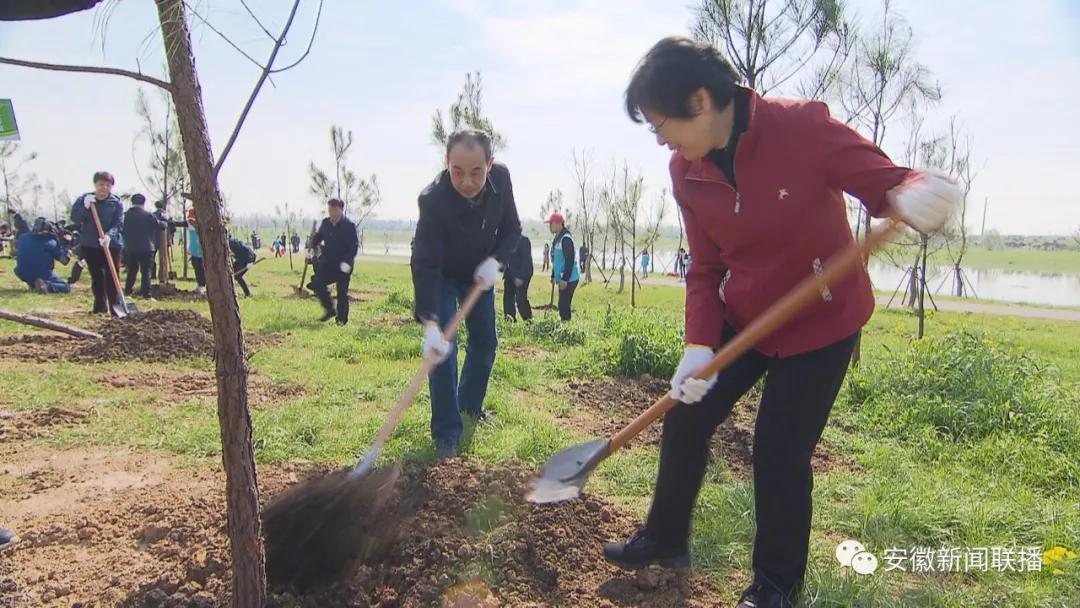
[155, 1, 265, 605]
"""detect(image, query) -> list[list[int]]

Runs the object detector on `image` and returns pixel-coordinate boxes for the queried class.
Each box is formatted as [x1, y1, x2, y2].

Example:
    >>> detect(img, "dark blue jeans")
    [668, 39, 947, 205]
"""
[429, 277, 497, 444]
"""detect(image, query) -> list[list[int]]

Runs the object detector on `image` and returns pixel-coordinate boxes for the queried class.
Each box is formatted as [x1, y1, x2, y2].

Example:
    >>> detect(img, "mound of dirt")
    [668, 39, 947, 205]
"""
[1, 453, 724, 607]
[561, 377, 856, 478]
[96, 369, 304, 408]
[70, 309, 215, 363]
[0, 333, 82, 362]
[150, 284, 207, 302]
[0, 406, 89, 442]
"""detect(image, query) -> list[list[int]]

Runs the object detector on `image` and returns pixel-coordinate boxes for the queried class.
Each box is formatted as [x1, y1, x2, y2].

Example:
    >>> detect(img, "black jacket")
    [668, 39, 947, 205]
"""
[229, 237, 257, 267]
[122, 205, 168, 254]
[505, 235, 533, 281]
[310, 216, 358, 268]
[410, 163, 522, 323]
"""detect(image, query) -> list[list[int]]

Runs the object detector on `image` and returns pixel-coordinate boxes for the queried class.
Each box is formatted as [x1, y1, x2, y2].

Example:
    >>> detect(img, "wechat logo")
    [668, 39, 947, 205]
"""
[836, 539, 879, 575]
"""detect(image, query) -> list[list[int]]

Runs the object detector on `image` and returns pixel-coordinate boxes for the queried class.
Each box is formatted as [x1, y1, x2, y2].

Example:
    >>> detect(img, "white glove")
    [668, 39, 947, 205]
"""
[421, 323, 450, 363]
[339, 262, 351, 273]
[99, 235, 111, 248]
[82, 194, 95, 208]
[890, 170, 962, 234]
[474, 256, 500, 290]
[245, 262, 254, 271]
[670, 346, 718, 404]
[306, 249, 315, 260]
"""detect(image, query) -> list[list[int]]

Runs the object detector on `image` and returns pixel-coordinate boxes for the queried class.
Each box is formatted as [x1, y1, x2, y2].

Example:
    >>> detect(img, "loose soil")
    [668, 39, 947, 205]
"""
[95, 369, 304, 409]
[0, 448, 725, 607]
[0, 407, 89, 443]
[559, 377, 856, 478]
[149, 284, 206, 302]
[0, 334, 82, 362]
[69, 309, 214, 363]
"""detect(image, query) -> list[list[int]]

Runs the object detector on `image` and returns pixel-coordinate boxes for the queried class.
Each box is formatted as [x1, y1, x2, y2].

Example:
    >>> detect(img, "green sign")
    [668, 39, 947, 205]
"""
[0, 100, 20, 141]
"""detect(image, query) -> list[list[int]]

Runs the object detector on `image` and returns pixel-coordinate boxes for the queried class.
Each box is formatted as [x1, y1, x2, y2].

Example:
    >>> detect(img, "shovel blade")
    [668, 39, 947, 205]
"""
[526, 438, 609, 504]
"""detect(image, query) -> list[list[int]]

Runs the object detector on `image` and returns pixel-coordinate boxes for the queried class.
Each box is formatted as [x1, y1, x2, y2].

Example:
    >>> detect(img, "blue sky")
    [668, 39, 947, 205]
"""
[1, 0, 1077, 235]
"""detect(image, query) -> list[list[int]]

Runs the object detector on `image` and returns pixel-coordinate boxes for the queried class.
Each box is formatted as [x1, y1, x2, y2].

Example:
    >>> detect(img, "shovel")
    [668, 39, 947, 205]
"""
[527, 219, 902, 503]
[88, 203, 136, 318]
[263, 280, 487, 588]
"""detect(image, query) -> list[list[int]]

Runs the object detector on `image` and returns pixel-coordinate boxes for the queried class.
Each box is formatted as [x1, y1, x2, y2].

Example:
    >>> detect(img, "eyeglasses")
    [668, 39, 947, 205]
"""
[647, 117, 667, 135]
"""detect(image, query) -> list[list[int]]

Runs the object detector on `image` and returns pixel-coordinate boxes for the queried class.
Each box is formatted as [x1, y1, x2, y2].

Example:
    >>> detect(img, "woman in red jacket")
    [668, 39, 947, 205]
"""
[602, 37, 959, 608]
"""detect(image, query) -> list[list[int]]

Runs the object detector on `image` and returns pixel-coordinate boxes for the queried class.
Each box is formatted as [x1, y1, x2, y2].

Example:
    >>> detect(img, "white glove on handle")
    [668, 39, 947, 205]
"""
[82, 194, 95, 208]
[670, 345, 718, 404]
[474, 256, 500, 290]
[891, 170, 962, 234]
[339, 262, 351, 273]
[99, 235, 111, 248]
[422, 323, 450, 363]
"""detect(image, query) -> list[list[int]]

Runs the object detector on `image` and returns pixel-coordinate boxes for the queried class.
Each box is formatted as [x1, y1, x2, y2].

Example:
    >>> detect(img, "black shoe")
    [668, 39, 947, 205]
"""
[319, 310, 334, 322]
[0, 527, 15, 552]
[737, 580, 800, 608]
[435, 440, 457, 460]
[602, 528, 690, 570]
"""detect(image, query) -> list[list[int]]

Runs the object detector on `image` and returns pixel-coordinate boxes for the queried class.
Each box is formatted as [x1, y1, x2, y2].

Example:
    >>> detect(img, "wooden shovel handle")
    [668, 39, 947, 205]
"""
[363, 282, 489, 457]
[87, 203, 126, 299]
[608, 219, 902, 453]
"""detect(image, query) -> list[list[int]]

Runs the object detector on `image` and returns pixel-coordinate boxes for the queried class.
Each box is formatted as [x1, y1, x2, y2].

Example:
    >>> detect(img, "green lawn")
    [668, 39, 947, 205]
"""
[0, 253, 1077, 607]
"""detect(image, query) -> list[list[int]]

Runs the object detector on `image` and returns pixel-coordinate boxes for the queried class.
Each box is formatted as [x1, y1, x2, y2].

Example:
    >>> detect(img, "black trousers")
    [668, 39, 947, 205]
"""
[234, 268, 251, 297]
[502, 276, 532, 321]
[557, 280, 578, 321]
[644, 324, 858, 595]
[311, 263, 351, 323]
[124, 251, 155, 297]
[83, 246, 122, 314]
[191, 256, 206, 288]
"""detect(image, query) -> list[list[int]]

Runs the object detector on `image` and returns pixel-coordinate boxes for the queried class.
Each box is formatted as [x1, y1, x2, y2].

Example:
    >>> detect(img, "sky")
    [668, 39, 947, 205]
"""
[1, 0, 1078, 235]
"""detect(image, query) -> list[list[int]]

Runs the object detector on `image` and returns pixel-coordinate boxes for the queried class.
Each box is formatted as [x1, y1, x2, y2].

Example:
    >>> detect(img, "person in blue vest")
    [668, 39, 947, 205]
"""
[14, 218, 72, 294]
[186, 207, 206, 294]
[545, 212, 580, 321]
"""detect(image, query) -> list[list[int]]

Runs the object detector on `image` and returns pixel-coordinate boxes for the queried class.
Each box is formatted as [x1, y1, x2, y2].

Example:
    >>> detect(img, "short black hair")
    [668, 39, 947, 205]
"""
[154, 199, 166, 210]
[92, 171, 115, 185]
[446, 129, 493, 161]
[327, 198, 345, 209]
[131, 194, 146, 205]
[625, 37, 741, 123]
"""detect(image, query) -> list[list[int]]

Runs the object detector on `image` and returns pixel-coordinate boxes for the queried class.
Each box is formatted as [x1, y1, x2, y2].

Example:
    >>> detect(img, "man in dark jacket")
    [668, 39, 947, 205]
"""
[151, 199, 186, 281]
[70, 171, 124, 314]
[309, 198, 359, 324]
[228, 236, 257, 297]
[123, 194, 167, 298]
[411, 129, 522, 459]
[503, 234, 533, 321]
[14, 218, 71, 293]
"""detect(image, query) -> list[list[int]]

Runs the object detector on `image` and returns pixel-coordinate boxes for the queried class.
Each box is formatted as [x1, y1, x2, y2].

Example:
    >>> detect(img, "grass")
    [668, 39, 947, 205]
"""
[1, 252, 1078, 606]
[879, 243, 1080, 276]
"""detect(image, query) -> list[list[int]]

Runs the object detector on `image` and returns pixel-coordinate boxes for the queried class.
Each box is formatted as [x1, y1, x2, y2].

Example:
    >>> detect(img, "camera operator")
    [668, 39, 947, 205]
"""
[14, 218, 73, 294]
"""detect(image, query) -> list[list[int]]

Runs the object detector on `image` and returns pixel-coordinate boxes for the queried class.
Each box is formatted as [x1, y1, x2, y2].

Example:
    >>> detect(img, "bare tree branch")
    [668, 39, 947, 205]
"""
[0, 56, 172, 91]
[269, 0, 325, 74]
[239, 0, 276, 40]
[213, 0, 303, 179]
[183, 1, 268, 72]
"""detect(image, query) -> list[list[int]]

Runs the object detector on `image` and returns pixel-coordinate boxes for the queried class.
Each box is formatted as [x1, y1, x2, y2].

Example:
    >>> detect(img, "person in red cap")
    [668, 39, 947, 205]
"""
[604, 37, 961, 608]
[544, 212, 579, 321]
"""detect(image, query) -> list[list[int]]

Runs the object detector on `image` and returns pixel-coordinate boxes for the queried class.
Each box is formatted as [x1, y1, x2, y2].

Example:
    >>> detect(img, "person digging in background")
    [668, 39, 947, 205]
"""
[186, 208, 206, 295]
[14, 218, 72, 294]
[604, 37, 961, 608]
[545, 212, 579, 321]
[229, 234, 257, 298]
[122, 194, 167, 298]
[411, 129, 522, 460]
[150, 199, 187, 282]
[503, 233, 534, 322]
[69, 171, 124, 315]
[309, 197, 359, 324]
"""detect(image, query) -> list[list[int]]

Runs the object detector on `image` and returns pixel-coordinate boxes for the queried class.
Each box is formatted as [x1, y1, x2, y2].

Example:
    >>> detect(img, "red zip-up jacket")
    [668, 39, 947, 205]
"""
[673, 90, 913, 357]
